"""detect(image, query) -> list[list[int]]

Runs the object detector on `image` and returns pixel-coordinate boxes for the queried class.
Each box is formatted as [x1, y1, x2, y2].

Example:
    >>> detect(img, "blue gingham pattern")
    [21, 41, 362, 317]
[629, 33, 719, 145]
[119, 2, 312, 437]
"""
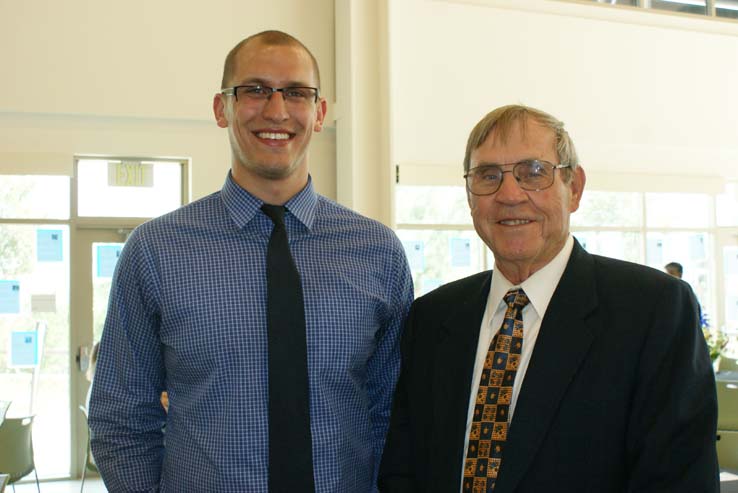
[88, 173, 414, 493]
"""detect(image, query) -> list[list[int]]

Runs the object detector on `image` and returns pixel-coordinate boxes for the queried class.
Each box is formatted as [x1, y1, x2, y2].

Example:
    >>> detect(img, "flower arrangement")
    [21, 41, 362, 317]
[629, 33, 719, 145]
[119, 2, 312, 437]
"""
[701, 311, 728, 363]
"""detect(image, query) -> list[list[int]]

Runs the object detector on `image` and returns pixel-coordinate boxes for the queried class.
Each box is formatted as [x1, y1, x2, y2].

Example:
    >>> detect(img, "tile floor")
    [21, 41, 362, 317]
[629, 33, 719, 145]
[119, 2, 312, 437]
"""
[9, 472, 738, 492]
[10, 477, 106, 493]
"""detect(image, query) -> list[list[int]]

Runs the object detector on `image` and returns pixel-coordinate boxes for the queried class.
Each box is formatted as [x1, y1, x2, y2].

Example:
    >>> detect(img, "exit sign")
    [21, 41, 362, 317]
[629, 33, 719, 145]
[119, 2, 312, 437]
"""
[108, 161, 154, 187]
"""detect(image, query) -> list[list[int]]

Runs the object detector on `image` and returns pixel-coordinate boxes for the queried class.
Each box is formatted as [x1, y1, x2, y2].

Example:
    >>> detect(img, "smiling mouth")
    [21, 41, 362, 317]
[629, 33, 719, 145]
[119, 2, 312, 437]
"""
[499, 219, 533, 226]
[255, 131, 293, 140]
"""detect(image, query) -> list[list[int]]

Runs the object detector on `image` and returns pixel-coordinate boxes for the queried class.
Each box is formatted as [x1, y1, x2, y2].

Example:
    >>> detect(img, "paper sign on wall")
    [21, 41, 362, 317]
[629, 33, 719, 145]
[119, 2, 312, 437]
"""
[0, 281, 20, 314]
[97, 245, 123, 278]
[646, 237, 663, 266]
[403, 240, 425, 272]
[10, 331, 39, 367]
[37, 229, 63, 262]
[31, 294, 57, 313]
[689, 234, 706, 260]
[450, 238, 471, 267]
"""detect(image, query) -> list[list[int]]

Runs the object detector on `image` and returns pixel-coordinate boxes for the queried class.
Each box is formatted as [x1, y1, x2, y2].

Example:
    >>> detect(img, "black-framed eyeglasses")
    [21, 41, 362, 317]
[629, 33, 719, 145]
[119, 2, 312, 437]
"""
[464, 159, 571, 195]
[221, 84, 320, 104]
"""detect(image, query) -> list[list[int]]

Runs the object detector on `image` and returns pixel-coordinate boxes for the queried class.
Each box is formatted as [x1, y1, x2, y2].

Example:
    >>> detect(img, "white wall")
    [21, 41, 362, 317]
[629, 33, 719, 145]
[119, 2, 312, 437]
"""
[0, 0, 336, 201]
[335, 0, 394, 224]
[389, 0, 738, 187]
[4, 0, 738, 214]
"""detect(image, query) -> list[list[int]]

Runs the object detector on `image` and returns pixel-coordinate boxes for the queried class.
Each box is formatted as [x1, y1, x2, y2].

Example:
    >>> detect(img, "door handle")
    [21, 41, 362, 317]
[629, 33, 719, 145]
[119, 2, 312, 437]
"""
[76, 345, 91, 373]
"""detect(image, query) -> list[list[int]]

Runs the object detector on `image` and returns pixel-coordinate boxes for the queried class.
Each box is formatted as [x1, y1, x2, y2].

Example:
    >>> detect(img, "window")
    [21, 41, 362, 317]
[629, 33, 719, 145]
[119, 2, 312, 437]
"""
[396, 182, 738, 342]
[76, 158, 183, 217]
[572, 191, 642, 228]
[591, 0, 638, 5]
[0, 176, 72, 477]
[0, 175, 69, 219]
[645, 192, 710, 228]
[717, 183, 738, 227]
[395, 185, 483, 296]
[718, 0, 738, 18]
[651, 0, 707, 16]
[578, 0, 738, 19]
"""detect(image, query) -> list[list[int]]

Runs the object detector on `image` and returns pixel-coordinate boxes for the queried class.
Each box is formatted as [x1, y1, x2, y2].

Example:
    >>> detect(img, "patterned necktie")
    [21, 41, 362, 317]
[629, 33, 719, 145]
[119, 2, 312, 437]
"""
[463, 288, 529, 493]
[261, 204, 315, 492]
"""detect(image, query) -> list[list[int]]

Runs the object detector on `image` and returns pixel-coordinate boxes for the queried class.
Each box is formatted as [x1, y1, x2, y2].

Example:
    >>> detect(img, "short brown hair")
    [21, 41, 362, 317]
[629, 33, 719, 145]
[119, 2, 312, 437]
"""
[220, 30, 321, 89]
[463, 105, 579, 181]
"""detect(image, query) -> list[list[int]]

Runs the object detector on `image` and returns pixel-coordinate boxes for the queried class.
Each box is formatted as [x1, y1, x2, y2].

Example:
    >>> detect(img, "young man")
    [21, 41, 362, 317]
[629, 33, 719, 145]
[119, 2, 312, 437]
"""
[90, 31, 413, 492]
[380, 105, 718, 492]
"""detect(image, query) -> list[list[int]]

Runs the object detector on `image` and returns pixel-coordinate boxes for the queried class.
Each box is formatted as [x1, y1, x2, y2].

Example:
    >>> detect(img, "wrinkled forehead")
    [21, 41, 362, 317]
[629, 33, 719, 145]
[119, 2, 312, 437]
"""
[485, 116, 554, 148]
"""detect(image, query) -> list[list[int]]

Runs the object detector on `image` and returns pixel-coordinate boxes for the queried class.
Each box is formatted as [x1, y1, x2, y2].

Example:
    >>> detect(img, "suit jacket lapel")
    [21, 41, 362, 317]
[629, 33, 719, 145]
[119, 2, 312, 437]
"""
[430, 271, 492, 490]
[495, 241, 600, 493]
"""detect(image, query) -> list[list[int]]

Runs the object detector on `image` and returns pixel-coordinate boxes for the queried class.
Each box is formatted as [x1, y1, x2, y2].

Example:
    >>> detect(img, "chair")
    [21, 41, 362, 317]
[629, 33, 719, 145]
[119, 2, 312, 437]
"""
[0, 473, 10, 493]
[718, 431, 738, 473]
[721, 357, 738, 373]
[0, 415, 40, 492]
[718, 376, 738, 472]
[718, 380, 738, 431]
[0, 401, 10, 427]
[79, 405, 98, 493]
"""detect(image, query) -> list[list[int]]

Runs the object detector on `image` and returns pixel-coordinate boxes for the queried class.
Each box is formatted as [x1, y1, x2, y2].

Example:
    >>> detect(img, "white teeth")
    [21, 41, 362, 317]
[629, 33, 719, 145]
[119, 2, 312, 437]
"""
[500, 219, 531, 226]
[257, 132, 290, 140]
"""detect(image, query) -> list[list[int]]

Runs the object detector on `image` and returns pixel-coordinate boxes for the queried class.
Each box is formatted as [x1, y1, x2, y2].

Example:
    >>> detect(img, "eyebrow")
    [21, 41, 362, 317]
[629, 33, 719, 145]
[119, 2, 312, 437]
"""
[472, 159, 540, 168]
[235, 77, 315, 87]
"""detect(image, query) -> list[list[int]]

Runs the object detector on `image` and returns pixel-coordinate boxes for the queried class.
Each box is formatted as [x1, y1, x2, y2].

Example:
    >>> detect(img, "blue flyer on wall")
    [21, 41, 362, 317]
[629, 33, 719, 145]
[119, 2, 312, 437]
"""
[450, 237, 471, 267]
[97, 244, 123, 278]
[402, 240, 425, 272]
[37, 229, 64, 262]
[0, 280, 20, 314]
[10, 331, 39, 367]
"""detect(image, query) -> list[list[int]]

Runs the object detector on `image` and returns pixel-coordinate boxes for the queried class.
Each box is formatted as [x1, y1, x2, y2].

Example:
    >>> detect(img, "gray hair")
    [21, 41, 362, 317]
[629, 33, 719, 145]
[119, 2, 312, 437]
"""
[463, 104, 579, 181]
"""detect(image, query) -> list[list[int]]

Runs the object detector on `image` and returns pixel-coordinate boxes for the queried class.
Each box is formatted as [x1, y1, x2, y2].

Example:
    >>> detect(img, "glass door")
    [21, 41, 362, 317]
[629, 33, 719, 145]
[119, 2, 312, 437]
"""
[70, 228, 128, 477]
[0, 158, 185, 481]
[68, 156, 185, 478]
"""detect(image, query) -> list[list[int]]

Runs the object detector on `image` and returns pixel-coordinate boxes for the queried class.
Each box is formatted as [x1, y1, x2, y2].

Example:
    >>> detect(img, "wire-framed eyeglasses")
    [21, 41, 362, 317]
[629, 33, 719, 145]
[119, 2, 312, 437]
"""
[220, 84, 320, 105]
[464, 159, 571, 195]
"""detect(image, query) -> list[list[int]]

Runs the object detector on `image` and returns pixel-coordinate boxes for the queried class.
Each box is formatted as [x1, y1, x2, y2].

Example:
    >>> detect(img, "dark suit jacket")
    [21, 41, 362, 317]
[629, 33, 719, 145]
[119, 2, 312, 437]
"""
[379, 241, 719, 492]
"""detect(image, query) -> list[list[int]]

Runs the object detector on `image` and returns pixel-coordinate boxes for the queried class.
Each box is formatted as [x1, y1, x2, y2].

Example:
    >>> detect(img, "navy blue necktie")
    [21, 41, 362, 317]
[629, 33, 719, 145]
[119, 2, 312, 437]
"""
[262, 204, 315, 492]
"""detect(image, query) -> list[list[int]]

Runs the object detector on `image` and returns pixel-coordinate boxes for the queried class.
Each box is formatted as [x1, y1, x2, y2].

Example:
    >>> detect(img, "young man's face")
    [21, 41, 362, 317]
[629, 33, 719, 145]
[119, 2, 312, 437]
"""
[214, 42, 326, 192]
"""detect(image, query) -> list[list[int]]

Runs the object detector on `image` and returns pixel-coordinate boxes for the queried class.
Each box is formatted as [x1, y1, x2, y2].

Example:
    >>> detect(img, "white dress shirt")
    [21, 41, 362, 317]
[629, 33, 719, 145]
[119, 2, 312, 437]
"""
[460, 235, 574, 489]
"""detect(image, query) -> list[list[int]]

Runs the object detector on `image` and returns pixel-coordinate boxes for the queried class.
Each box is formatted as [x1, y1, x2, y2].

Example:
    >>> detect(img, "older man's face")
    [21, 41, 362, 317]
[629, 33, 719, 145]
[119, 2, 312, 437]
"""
[468, 118, 585, 284]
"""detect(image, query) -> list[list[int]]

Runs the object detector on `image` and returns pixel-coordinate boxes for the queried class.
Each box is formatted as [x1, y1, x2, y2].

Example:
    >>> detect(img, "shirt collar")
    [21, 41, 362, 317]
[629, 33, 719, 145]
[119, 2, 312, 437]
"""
[283, 176, 317, 231]
[489, 235, 574, 318]
[220, 171, 318, 231]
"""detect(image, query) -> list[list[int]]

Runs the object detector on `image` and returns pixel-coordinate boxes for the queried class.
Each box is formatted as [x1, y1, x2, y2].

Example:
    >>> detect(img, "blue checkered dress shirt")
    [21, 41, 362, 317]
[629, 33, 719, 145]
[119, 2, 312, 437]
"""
[89, 173, 414, 492]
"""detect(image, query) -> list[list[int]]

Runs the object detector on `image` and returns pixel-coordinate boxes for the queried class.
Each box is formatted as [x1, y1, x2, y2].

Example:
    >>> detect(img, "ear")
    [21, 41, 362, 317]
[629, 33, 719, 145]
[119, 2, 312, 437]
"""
[313, 97, 327, 132]
[213, 93, 229, 128]
[568, 165, 586, 213]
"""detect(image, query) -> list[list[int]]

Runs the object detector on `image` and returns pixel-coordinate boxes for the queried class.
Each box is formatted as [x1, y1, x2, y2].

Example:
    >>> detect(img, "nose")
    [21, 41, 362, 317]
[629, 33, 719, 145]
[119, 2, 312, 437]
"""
[261, 92, 289, 122]
[494, 170, 527, 203]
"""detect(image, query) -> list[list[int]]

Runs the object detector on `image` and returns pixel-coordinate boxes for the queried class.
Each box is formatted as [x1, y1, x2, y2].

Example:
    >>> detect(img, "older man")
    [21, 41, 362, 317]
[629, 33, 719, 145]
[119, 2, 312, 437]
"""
[379, 105, 718, 492]
[89, 30, 413, 492]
